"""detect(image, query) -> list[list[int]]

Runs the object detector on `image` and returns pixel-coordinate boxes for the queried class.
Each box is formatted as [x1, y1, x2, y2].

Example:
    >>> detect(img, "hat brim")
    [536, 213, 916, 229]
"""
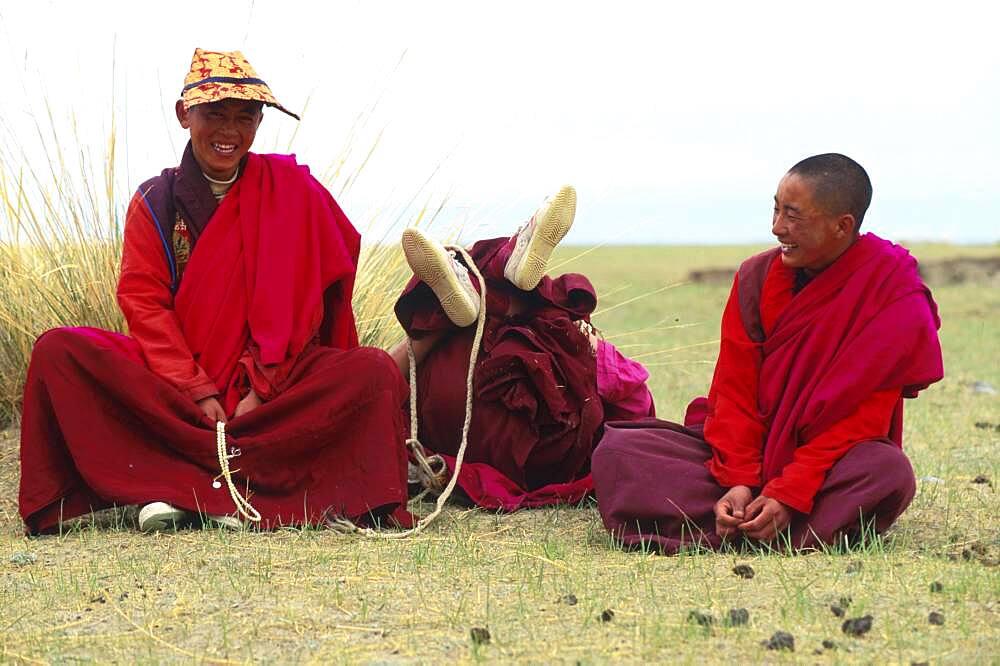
[182, 81, 300, 121]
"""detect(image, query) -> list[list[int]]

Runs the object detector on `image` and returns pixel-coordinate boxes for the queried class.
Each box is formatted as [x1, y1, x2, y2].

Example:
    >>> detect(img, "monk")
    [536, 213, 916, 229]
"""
[18, 49, 412, 533]
[389, 186, 655, 511]
[592, 153, 944, 552]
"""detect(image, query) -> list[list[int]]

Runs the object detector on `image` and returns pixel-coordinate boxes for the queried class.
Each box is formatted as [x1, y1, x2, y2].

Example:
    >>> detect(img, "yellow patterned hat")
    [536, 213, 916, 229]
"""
[181, 48, 299, 120]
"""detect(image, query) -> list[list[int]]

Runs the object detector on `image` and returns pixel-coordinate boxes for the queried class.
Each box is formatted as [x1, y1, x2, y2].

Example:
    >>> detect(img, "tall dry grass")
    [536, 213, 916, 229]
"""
[0, 114, 441, 425]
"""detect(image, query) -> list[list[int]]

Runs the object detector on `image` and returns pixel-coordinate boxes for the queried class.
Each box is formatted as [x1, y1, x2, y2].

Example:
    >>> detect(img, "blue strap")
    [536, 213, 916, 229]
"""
[137, 189, 178, 293]
[182, 76, 268, 92]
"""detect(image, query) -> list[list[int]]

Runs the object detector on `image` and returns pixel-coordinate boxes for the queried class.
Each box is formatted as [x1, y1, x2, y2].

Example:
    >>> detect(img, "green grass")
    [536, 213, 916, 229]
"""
[2, 244, 999, 663]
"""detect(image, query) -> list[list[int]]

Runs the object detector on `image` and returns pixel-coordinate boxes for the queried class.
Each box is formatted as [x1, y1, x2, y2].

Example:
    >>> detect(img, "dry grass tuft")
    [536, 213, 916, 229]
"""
[0, 115, 445, 423]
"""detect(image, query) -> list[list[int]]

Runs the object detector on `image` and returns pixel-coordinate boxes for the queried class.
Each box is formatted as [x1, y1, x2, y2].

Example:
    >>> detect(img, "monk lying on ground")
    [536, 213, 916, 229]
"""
[388, 186, 654, 511]
[592, 153, 944, 552]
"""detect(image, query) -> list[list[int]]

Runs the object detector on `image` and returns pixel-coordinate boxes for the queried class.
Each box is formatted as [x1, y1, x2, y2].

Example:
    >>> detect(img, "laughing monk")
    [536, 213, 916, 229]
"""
[389, 186, 655, 511]
[592, 154, 944, 552]
[18, 49, 411, 533]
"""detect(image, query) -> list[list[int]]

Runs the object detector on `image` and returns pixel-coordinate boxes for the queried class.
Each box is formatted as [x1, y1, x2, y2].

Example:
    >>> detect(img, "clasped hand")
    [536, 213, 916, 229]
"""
[196, 389, 262, 424]
[713, 485, 791, 541]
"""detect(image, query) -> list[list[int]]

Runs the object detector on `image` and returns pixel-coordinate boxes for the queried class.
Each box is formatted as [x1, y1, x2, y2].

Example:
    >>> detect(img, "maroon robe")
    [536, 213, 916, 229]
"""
[593, 234, 944, 552]
[395, 237, 607, 510]
[18, 152, 411, 533]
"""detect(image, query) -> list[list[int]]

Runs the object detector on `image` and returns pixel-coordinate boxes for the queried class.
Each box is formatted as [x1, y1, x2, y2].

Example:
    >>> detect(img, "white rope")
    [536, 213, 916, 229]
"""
[330, 244, 487, 539]
[406, 337, 448, 492]
[215, 420, 262, 523]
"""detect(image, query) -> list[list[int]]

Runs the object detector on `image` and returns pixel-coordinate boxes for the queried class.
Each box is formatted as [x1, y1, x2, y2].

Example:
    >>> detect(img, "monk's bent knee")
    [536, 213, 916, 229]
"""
[348, 346, 409, 399]
[846, 439, 916, 500]
[30, 327, 93, 374]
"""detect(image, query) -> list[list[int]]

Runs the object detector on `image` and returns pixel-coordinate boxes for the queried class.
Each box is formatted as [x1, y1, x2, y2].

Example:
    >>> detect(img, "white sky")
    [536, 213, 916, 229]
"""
[1, 0, 997, 243]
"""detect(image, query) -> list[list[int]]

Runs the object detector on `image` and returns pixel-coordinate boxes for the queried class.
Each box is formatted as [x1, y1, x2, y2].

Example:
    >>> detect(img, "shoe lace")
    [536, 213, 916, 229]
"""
[448, 250, 476, 292]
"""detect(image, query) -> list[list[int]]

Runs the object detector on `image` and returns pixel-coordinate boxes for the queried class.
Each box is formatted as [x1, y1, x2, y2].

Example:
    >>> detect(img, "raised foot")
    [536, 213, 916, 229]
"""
[402, 228, 480, 328]
[504, 184, 576, 291]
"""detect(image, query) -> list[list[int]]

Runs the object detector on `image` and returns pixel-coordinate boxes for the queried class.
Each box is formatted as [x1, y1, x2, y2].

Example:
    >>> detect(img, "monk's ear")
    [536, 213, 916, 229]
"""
[175, 100, 191, 129]
[836, 213, 858, 238]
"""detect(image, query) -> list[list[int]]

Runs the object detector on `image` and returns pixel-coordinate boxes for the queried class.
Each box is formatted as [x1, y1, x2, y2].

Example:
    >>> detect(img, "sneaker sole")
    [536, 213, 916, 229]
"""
[138, 503, 189, 532]
[510, 185, 576, 290]
[402, 228, 479, 328]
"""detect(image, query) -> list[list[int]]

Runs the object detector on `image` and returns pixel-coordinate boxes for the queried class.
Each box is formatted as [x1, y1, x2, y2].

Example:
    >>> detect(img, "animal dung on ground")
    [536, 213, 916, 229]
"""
[599, 609, 615, 622]
[929, 581, 944, 593]
[822, 639, 837, 650]
[972, 475, 991, 484]
[726, 608, 749, 627]
[560, 593, 578, 606]
[469, 627, 491, 645]
[762, 630, 795, 651]
[732, 564, 755, 579]
[686, 610, 715, 627]
[841, 614, 874, 637]
[928, 611, 945, 626]
[830, 604, 846, 617]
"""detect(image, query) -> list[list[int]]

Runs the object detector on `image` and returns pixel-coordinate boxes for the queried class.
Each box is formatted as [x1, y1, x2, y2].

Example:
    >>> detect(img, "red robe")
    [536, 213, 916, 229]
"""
[18, 151, 411, 533]
[120, 147, 359, 411]
[593, 234, 943, 551]
[699, 254, 901, 512]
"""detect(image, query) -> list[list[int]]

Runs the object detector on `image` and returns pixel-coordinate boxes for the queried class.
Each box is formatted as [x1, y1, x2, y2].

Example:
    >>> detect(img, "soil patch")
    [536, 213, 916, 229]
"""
[918, 256, 1000, 286]
[687, 267, 736, 285]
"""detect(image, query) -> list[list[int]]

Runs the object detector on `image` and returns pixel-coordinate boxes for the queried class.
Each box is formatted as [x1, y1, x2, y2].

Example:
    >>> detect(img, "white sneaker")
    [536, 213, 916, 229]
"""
[205, 514, 243, 530]
[402, 228, 481, 327]
[138, 502, 189, 532]
[504, 185, 576, 291]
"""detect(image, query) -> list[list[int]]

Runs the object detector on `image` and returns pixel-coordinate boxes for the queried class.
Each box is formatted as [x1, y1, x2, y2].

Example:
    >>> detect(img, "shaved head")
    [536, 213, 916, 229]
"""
[787, 154, 872, 232]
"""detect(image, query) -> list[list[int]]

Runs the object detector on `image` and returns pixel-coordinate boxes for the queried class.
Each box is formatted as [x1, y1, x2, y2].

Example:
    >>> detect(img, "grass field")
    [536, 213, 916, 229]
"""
[1, 243, 999, 663]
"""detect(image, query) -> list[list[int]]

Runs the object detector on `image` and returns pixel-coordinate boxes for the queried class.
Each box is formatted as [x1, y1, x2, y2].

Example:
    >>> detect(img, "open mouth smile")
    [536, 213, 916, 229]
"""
[211, 142, 237, 155]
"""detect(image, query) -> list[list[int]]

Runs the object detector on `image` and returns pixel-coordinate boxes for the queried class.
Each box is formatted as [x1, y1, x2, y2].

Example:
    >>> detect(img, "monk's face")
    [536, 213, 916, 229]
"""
[772, 173, 856, 274]
[175, 99, 263, 180]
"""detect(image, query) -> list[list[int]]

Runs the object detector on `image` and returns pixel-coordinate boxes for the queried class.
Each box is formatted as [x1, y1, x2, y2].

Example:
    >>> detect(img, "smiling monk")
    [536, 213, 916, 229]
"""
[592, 154, 944, 552]
[18, 49, 411, 533]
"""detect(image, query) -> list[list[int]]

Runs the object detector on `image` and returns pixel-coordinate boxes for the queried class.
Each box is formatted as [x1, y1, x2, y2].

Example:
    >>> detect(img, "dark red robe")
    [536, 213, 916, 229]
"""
[395, 237, 654, 511]
[593, 234, 944, 551]
[18, 150, 411, 533]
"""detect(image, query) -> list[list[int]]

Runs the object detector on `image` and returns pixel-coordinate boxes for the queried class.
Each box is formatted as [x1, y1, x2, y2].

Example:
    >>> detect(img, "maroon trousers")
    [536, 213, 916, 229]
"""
[18, 327, 412, 534]
[394, 237, 604, 509]
[592, 419, 916, 552]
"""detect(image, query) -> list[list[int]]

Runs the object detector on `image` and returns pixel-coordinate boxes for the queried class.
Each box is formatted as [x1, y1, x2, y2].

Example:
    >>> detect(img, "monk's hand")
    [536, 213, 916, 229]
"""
[197, 396, 227, 424]
[738, 495, 792, 541]
[233, 389, 262, 419]
[714, 485, 753, 538]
